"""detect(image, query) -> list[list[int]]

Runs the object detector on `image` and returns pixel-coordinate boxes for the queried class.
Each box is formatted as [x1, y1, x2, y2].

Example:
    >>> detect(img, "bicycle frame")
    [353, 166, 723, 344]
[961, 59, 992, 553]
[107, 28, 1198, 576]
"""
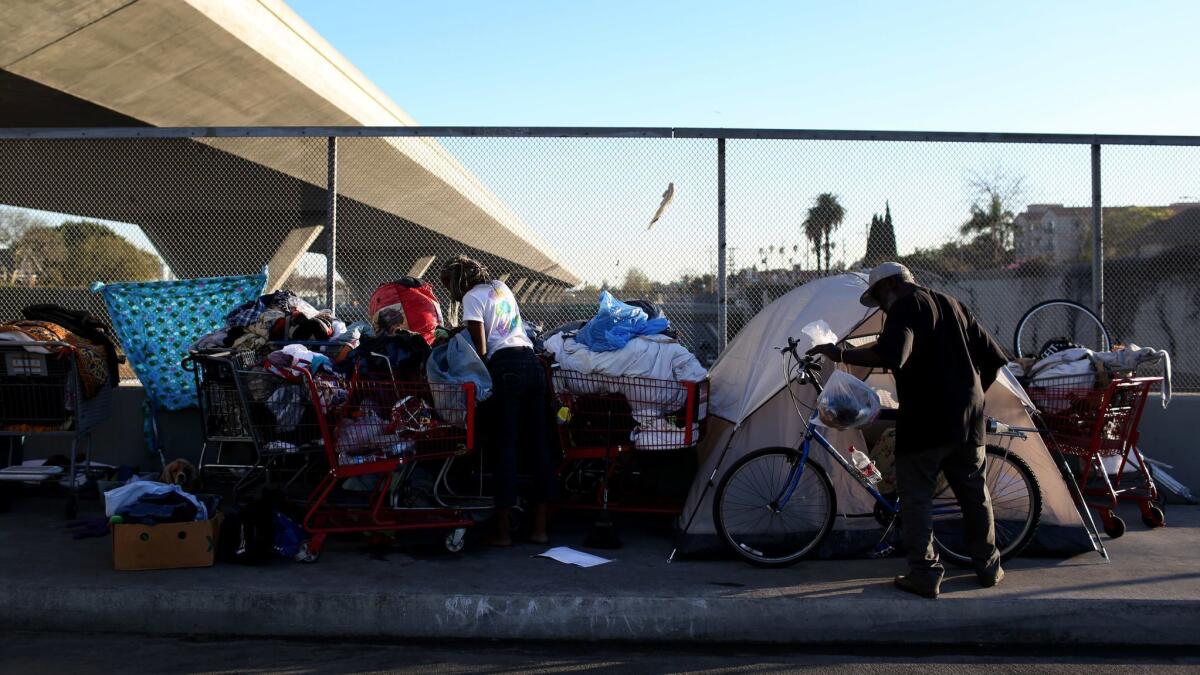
[776, 352, 973, 521]
[777, 410, 899, 515]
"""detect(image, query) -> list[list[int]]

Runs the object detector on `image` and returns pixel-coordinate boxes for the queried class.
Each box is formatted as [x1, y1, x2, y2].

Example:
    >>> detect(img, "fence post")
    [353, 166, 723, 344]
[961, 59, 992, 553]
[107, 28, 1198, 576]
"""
[1090, 143, 1103, 321]
[717, 137, 728, 353]
[325, 136, 338, 312]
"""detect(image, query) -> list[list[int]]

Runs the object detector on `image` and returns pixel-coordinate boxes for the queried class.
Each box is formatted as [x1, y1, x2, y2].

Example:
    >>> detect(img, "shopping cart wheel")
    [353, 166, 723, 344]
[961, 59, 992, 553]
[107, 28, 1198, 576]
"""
[1103, 512, 1126, 539]
[445, 528, 467, 553]
[295, 542, 319, 563]
[1141, 503, 1166, 529]
[64, 495, 78, 520]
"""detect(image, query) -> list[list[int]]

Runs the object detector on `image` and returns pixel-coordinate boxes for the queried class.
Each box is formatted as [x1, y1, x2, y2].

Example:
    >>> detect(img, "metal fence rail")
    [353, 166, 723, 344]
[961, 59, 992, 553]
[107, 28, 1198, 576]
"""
[0, 127, 1196, 388]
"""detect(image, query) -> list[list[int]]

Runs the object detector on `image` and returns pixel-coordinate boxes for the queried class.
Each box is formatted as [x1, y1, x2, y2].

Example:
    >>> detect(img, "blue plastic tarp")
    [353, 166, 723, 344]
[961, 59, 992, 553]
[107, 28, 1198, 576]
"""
[574, 290, 670, 352]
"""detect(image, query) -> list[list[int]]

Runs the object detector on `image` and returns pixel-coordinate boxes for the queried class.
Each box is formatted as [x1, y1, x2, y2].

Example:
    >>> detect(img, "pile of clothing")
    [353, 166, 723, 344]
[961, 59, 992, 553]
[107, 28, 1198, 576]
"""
[191, 278, 487, 464]
[241, 343, 348, 443]
[192, 290, 349, 353]
[104, 480, 210, 525]
[544, 294, 707, 450]
[0, 305, 123, 431]
[338, 330, 430, 381]
[1013, 342, 1173, 409]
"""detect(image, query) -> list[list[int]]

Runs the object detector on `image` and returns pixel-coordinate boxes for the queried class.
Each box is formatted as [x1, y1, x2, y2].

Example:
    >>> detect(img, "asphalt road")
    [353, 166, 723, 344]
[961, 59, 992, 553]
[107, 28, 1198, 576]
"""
[1, 633, 1196, 674]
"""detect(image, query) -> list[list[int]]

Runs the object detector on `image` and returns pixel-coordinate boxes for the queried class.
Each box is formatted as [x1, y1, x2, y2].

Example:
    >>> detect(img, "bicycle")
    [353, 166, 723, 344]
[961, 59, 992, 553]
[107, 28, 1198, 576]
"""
[712, 337, 1042, 567]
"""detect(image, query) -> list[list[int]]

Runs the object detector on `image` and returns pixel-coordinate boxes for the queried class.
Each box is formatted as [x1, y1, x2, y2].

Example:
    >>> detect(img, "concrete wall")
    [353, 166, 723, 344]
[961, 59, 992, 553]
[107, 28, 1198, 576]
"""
[21, 385, 205, 472]
[926, 259, 1199, 390]
[1137, 393, 1199, 491]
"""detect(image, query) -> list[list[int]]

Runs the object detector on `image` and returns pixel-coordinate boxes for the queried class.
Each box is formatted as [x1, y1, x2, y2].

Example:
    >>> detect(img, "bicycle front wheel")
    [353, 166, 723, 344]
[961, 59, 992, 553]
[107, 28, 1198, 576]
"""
[713, 447, 836, 567]
[932, 445, 1042, 566]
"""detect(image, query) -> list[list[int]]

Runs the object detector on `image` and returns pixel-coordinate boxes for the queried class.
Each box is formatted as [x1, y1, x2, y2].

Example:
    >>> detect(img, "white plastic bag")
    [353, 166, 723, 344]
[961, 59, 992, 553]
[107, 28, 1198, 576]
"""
[800, 320, 837, 348]
[816, 370, 881, 430]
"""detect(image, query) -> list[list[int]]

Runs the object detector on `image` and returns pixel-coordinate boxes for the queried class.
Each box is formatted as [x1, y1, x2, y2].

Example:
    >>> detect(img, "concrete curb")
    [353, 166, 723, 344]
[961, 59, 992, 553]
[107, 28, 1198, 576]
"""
[4, 585, 1198, 646]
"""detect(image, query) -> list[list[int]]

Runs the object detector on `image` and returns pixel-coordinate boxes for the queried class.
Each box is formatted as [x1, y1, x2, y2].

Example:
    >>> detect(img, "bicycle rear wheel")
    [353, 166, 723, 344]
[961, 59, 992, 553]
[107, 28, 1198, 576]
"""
[713, 447, 836, 567]
[932, 445, 1042, 566]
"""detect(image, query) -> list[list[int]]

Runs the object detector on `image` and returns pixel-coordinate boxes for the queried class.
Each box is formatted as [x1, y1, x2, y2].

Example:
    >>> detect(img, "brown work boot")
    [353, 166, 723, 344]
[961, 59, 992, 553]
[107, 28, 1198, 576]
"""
[894, 574, 940, 599]
[977, 564, 1005, 588]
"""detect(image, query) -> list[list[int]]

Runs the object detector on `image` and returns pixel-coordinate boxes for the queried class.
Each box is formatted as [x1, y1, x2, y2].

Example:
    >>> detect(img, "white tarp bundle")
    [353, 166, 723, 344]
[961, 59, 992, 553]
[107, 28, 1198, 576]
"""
[677, 273, 1096, 557]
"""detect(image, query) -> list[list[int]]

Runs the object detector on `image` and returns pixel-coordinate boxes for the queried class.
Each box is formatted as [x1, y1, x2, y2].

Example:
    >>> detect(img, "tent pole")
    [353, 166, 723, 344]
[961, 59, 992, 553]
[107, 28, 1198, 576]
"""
[670, 431, 738, 562]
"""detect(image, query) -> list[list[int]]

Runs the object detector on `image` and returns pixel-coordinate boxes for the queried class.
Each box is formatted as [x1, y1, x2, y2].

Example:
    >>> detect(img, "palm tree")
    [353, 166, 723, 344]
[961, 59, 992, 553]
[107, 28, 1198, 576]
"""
[803, 193, 846, 274]
[960, 191, 1015, 249]
[804, 218, 823, 271]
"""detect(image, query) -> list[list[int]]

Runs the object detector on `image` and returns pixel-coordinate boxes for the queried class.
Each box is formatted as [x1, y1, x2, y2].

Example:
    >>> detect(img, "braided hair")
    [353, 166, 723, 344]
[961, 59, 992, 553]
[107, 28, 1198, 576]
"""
[439, 255, 492, 302]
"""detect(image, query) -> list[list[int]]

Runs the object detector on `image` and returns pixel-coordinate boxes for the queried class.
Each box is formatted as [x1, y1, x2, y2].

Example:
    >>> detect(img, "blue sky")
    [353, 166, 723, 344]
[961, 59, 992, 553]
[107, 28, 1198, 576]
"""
[289, 0, 1199, 134]
[16, 2, 1198, 289]
[281, 1, 1200, 285]
[274, 1, 1200, 284]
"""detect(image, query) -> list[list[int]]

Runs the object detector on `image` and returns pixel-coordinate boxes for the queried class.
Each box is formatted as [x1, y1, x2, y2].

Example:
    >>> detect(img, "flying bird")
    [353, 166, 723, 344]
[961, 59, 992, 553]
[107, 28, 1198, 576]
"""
[647, 182, 675, 229]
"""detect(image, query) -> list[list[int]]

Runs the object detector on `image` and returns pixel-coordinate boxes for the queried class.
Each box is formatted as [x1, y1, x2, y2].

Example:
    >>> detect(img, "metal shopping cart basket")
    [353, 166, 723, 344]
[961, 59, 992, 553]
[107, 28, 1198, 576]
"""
[550, 366, 708, 516]
[186, 344, 335, 495]
[1026, 374, 1163, 538]
[232, 356, 484, 558]
[0, 341, 114, 517]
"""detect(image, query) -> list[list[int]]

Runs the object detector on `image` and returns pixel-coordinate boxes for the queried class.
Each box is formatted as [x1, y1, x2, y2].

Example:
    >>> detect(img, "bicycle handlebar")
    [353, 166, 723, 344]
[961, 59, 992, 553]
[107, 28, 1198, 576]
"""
[780, 338, 823, 388]
[781, 338, 819, 366]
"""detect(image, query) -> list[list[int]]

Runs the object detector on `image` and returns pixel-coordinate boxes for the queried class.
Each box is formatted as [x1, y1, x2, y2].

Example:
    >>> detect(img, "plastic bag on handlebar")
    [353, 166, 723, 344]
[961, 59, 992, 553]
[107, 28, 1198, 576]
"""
[816, 370, 881, 430]
[800, 320, 837, 348]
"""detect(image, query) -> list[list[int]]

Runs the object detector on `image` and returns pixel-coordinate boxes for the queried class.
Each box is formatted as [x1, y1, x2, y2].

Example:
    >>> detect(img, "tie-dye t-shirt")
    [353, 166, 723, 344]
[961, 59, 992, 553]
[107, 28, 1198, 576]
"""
[461, 280, 533, 358]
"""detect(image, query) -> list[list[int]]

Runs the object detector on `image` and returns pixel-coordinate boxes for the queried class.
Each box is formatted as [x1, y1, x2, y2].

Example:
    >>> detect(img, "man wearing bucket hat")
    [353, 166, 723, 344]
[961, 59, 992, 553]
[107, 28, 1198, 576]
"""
[807, 262, 1010, 599]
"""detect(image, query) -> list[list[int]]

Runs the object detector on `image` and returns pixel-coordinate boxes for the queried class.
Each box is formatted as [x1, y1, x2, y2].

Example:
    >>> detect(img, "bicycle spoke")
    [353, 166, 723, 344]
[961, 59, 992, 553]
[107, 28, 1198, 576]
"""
[717, 450, 833, 564]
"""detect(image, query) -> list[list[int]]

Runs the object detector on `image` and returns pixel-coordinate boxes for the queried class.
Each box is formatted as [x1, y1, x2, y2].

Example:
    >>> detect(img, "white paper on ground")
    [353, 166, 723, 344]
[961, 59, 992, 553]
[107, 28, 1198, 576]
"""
[536, 546, 613, 568]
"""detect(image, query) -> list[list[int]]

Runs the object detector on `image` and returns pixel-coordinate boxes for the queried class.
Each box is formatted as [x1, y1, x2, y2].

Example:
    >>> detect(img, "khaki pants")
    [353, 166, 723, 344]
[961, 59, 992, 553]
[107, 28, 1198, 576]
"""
[895, 443, 1000, 585]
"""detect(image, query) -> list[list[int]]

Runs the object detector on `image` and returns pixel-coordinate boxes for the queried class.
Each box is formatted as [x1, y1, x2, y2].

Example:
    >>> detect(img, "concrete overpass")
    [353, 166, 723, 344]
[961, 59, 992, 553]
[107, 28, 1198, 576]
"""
[0, 0, 578, 310]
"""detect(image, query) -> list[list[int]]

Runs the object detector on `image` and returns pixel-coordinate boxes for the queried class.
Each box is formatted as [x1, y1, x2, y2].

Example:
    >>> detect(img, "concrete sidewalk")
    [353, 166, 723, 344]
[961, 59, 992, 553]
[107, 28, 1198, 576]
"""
[1, 497, 1197, 646]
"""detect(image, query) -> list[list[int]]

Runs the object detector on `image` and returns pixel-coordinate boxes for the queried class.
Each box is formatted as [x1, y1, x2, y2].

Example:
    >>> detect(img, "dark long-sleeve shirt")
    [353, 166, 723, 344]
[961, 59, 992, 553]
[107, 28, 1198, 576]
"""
[842, 286, 1009, 454]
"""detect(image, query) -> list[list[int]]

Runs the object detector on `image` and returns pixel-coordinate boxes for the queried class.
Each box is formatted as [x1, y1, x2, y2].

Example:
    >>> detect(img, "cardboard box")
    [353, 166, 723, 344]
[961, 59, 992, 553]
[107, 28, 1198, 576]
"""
[112, 514, 222, 571]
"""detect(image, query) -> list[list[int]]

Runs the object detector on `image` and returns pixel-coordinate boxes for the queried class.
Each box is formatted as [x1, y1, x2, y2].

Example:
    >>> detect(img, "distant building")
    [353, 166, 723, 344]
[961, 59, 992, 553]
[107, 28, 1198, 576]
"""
[1014, 202, 1200, 263]
[1013, 204, 1093, 263]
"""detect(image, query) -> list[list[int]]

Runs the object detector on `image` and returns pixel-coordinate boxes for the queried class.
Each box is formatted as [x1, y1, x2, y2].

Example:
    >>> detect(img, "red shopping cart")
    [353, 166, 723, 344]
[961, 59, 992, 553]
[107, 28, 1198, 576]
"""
[1026, 374, 1163, 538]
[550, 367, 708, 516]
[231, 357, 483, 558]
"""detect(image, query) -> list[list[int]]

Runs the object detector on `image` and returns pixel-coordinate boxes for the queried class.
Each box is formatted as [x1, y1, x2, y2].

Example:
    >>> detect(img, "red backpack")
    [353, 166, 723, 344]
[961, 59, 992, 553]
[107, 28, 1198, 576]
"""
[368, 277, 444, 345]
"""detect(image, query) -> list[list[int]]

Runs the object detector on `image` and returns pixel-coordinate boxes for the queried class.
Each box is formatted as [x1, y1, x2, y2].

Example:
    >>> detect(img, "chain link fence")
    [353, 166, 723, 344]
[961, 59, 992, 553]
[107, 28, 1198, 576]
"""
[0, 128, 1196, 389]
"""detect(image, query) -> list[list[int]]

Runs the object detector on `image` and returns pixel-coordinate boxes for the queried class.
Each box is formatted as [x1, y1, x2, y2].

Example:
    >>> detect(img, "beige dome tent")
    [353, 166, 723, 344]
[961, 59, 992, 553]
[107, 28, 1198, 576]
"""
[676, 273, 1102, 559]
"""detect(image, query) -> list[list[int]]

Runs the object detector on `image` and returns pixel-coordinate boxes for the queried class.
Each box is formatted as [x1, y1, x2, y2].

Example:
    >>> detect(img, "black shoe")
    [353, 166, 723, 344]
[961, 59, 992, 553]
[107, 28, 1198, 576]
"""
[977, 564, 1005, 588]
[894, 574, 939, 599]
